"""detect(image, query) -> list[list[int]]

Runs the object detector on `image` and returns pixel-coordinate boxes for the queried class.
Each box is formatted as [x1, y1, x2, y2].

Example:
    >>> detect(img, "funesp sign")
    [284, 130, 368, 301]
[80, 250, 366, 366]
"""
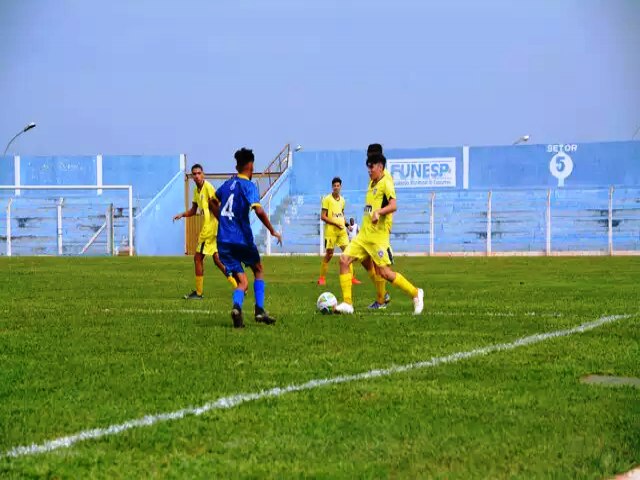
[388, 158, 456, 188]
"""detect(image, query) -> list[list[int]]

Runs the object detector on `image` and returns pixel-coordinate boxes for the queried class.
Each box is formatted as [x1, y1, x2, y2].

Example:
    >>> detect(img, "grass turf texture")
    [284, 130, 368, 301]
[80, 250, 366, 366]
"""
[0, 256, 638, 479]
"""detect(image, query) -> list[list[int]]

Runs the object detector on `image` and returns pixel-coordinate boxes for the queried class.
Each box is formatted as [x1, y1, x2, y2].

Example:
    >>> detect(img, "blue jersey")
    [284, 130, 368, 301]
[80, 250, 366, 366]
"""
[214, 174, 261, 246]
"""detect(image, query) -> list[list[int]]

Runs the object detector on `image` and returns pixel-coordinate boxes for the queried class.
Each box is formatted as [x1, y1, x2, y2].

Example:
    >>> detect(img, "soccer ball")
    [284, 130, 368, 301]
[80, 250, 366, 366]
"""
[316, 292, 337, 314]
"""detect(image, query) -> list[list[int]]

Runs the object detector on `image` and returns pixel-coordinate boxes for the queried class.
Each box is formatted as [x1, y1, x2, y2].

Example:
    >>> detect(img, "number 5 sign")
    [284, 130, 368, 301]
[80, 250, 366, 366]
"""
[549, 152, 574, 187]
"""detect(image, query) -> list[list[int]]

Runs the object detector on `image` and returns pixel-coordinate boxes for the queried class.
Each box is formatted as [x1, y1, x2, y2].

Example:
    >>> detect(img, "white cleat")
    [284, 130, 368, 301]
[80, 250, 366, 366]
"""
[334, 302, 354, 314]
[413, 288, 424, 315]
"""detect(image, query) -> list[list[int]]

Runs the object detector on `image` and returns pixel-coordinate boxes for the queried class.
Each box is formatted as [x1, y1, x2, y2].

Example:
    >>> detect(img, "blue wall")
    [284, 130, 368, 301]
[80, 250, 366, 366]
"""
[0, 155, 182, 256]
[293, 141, 640, 194]
[470, 141, 640, 189]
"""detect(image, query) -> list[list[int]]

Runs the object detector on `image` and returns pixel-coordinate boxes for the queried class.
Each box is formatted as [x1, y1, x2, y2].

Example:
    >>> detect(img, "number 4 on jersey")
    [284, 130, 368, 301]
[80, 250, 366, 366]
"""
[221, 194, 234, 220]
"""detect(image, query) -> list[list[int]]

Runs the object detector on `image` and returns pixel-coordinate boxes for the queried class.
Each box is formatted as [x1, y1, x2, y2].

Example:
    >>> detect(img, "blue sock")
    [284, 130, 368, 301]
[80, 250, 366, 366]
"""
[254, 279, 265, 310]
[232, 289, 245, 309]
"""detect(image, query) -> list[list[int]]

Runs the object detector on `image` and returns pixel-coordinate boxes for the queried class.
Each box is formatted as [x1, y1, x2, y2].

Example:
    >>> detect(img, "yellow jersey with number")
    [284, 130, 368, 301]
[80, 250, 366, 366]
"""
[361, 170, 395, 243]
[192, 180, 218, 239]
[321, 194, 346, 237]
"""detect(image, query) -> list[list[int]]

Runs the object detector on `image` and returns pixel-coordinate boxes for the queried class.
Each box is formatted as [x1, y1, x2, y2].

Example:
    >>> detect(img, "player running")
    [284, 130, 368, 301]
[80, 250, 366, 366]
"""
[334, 152, 424, 315]
[213, 148, 283, 328]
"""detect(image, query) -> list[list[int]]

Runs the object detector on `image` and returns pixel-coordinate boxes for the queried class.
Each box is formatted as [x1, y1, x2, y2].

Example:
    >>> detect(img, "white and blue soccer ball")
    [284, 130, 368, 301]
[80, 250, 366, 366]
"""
[316, 292, 337, 314]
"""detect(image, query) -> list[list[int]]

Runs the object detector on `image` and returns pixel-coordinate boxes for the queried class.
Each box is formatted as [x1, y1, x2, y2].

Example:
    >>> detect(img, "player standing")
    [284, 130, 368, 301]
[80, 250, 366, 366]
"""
[213, 148, 283, 328]
[317, 177, 361, 286]
[173, 163, 236, 300]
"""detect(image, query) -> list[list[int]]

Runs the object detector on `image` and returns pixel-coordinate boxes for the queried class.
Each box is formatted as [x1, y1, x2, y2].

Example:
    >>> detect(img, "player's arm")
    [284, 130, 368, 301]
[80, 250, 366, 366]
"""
[254, 205, 283, 245]
[320, 208, 343, 229]
[209, 196, 220, 220]
[372, 198, 397, 224]
[173, 202, 198, 221]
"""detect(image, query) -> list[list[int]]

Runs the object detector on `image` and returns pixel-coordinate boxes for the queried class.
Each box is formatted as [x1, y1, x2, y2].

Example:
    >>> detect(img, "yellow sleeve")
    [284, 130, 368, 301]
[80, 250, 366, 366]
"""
[384, 174, 396, 200]
[205, 182, 216, 202]
[321, 195, 330, 211]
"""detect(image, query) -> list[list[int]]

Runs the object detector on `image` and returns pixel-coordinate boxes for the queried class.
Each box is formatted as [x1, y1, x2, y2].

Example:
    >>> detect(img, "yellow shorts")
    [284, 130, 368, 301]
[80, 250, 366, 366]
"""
[324, 230, 349, 251]
[196, 236, 218, 256]
[343, 235, 393, 267]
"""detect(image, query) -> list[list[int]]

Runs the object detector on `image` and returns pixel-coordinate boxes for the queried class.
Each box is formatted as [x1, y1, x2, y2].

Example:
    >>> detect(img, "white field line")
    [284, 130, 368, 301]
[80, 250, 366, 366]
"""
[104, 307, 563, 318]
[1, 314, 632, 459]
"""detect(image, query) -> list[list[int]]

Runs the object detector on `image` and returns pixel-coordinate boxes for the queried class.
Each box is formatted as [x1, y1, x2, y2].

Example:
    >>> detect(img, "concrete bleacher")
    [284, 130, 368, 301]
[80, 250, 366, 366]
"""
[254, 187, 640, 255]
[0, 154, 182, 256]
[0, 191, 137, 255]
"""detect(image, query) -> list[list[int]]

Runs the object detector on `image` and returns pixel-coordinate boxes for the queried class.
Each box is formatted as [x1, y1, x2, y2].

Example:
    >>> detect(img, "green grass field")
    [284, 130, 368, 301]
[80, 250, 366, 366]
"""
[0, 256, 638, 479]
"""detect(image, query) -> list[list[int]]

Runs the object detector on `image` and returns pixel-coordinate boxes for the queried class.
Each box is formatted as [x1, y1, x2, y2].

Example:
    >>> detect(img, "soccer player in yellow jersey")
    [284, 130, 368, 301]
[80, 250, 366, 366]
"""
[317, 177, 361, 286]
[173, 163, 237, 299]
[334, 153, 424, 315]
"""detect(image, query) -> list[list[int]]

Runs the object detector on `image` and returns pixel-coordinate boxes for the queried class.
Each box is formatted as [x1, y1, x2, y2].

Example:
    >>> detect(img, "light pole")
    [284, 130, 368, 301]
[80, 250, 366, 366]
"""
[4, 122, 36, 156]
[512, 134, 530, 146]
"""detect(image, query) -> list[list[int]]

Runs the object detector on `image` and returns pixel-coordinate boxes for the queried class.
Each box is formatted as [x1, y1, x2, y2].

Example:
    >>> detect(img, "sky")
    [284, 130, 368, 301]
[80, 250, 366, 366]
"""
[1, 0, 639, 171]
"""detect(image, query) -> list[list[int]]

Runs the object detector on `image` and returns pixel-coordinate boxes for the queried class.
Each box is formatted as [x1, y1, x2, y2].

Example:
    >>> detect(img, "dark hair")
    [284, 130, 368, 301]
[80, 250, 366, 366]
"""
[366, 153, 386, 168]
[367, 143, 383, 157]
[331, 177, 342, 185]
[191, 163, 204, 173]
[234, 148, 255, 171]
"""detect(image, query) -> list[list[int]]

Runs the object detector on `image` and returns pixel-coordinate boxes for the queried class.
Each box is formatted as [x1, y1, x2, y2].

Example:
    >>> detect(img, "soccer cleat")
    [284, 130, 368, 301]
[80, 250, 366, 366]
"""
[351, 277, 362, 285]
[317, 277, 326, 286]
[367, 301, 387, 310]
[231, 305, 245, 328]
[255, 312, 276, 325]
[412, 288, 424, 315]
[334, 302, 354, 314]
[184, 290, 203, 300]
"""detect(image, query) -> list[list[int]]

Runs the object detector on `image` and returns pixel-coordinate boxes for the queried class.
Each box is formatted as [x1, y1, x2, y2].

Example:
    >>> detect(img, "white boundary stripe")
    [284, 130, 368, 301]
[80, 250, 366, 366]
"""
[614, 466, 640, 479]
[1, 314, 631, 459]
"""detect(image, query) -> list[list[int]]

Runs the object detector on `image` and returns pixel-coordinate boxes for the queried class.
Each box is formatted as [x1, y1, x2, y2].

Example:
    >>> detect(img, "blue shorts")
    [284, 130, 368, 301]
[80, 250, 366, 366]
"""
[217, 242, 261, 275]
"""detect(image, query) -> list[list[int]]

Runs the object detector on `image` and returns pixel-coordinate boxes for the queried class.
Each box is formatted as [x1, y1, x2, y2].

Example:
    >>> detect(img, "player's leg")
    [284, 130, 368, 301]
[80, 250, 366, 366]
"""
[375, 252, 424, 315]
[318, 243, 334, 286]
[231, 272, 249, 328]
[338, 232, 361, 285]
[184, 247, 205, 299]
[245, 244, 276, 325]
[334, 239, 366, 314]
[361, 256, 390, 309]
[213, 251, 238, 289]
[218, 242, 247, 328]
[247, 262, 275, 325]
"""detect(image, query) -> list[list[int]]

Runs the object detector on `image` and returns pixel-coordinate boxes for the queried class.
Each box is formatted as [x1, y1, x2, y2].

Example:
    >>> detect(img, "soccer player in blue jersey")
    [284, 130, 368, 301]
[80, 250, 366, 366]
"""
[213, 148, 283, 328]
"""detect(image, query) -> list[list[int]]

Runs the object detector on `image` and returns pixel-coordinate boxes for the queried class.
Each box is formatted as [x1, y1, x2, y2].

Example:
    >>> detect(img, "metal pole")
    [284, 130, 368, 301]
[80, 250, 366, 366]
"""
[546, 189, 551, 256]
[57, 197, 64, 255]
[608, 186, 614, 256]
[128, 186, 134, 256]
[487, 190, 492, 256]
[107, 203, 114, 255]
[429, 192, 435, 256]
[319, 195, 324, 256]
[6, 198, 13, 256]
[266, 195, 272, 255]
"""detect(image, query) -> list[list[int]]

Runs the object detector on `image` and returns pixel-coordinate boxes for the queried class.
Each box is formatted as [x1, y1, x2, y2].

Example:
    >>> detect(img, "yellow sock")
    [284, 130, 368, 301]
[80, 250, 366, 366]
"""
[339, 273, 353, 305]
[367, 267, 376, 285]
[392, 273, 418, 298]
[349, 263, 354, 277]
[195, 276, 204, 295]
[227, 275, 238, 289]
[319, 260, 329, 279]
[375, 274, 386, 304]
